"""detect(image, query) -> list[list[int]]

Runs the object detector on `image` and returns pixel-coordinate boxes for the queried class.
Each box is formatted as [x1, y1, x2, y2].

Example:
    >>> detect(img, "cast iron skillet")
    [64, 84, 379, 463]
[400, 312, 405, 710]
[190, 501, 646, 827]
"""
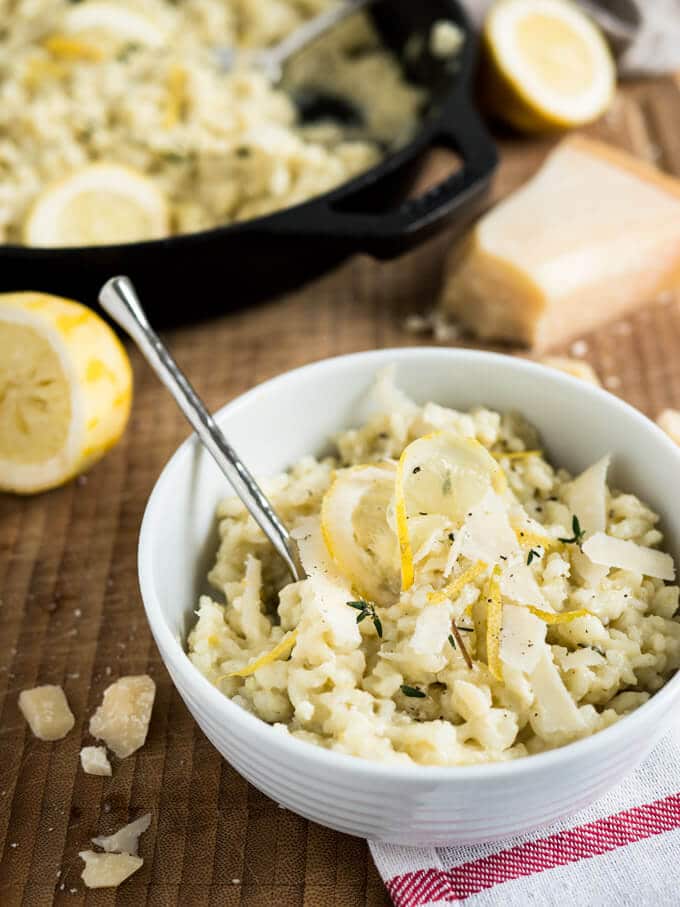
[1, 0, 497, 324]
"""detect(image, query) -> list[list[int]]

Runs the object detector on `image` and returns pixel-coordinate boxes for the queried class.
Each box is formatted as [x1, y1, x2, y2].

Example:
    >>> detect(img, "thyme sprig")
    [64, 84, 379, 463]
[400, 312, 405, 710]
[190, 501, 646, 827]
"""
[559, 515, 586, 547]
[527, 548, 541, 565]
[346, 600, 383, 638]
[400, 684, 426, 698]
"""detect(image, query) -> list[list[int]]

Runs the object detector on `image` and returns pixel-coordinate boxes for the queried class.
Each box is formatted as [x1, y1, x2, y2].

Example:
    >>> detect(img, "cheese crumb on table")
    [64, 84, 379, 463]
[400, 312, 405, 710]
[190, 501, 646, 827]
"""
[657, 409, 680, 445]
[79, 746, 112, 777]
[539, 356, 601, 387]
[18, 685, 74, 741]
[79, 851, 143, 889]
[439, 136, 680, 350]
[91, 814, 151, 856]
[429, 20, 464, 59]
[89, 675, 155, 759]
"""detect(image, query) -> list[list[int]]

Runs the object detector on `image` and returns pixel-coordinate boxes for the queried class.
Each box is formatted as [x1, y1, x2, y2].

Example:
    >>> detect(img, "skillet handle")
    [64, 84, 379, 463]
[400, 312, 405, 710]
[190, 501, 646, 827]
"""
[278, 104, 497, 259]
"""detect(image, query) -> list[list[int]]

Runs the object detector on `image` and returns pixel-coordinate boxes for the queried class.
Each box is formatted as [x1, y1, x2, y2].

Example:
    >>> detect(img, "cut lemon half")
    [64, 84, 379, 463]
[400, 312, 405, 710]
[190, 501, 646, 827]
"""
[482, 0, 615, 132]
[62, 2, 169, 49]
[321, 464, 399, 606]
[23, 163, 169, 248]
[395, 431, 506, 590]
[0, 293, 132, 494]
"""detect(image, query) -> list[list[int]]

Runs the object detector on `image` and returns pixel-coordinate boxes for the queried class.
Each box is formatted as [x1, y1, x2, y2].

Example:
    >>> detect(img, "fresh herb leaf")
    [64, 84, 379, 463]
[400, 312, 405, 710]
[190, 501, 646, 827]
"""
[448, 634, 456, 649]
[346, 600, 382, 638]
[559, 515, 586, 546]
[400, 684, 426, 698]
[527, 548, 541, 565]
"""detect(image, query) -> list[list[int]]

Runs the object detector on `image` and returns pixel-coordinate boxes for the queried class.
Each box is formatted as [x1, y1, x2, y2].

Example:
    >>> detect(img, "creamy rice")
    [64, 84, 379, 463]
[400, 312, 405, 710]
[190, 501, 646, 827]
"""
[188, 374, 680, 766]
[0, 0, 423, 243]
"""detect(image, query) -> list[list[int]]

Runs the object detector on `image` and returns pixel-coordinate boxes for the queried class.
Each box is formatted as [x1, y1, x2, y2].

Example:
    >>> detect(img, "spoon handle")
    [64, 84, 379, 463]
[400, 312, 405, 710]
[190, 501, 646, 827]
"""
[99, 276, 304, 582]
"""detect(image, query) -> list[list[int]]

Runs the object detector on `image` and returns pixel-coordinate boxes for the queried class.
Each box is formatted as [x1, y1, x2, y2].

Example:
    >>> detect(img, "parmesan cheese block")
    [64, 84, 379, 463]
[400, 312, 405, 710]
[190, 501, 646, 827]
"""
[657, 409, 680, 446]
[18, 685, 75, 741]
[89, 675, 155, 758]
[440, 137, 680, 350]
[539, 356, 601, 387]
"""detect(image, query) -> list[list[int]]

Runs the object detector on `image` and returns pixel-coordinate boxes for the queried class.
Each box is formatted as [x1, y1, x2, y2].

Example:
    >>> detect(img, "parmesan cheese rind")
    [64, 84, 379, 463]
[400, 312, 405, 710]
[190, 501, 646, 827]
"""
[18, 685, 75, 741]
[582, 532, 676, 581]
[89, 675, 156, 759]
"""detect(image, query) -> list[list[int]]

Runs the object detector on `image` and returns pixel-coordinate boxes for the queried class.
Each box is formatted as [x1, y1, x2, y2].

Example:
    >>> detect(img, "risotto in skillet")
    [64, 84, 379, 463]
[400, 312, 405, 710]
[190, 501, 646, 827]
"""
[188, 371, 680, 766]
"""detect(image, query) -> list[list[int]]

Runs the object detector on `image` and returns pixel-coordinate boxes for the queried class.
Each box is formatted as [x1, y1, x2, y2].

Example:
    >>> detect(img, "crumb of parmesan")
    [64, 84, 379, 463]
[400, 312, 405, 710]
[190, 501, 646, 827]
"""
[79, 851, 143, 889]
[657, 409, 680, 446]
[429, 20, 464, 59]
[80, 746, 112, 777]
[89, 675, 155, 758]
[18, 685, 75, 741]
[92, 813, 151, 856]
[539, 356, 601, 387]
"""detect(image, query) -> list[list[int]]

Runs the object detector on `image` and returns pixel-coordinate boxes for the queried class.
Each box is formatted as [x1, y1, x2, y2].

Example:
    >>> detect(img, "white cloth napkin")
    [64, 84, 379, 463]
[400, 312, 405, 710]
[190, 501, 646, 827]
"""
[369, 720, 680, 905]
[462, 0, 680, 74]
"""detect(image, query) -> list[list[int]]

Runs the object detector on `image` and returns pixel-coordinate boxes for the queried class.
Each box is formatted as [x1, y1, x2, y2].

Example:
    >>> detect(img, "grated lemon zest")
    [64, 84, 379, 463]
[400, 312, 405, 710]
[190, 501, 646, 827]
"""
[513, 525, 563, 553]
[163, 65, 188, 128]
[43, 34, 104, 62]
[227, 630, 298, 678]
[427, 560, 489, 605]
[485, 566, 504, 681]
[525, 606, 592, 624]
[491, 449, 542, 461]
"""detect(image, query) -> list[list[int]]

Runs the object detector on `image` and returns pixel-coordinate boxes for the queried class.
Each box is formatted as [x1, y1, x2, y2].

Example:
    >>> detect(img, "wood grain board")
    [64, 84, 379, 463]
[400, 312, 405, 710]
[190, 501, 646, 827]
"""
[2, 77, 680, 906]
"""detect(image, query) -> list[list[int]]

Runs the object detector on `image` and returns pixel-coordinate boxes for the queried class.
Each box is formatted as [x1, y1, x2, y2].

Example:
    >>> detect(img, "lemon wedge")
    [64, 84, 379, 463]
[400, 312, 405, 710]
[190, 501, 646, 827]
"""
[321, 464, 399, 606]
[395, 432, 506, 591]
[482, 0, 615, 132]
[62, 2, 169, 49]
[23, 163, 169, 248]
[0, 293, 132, 494]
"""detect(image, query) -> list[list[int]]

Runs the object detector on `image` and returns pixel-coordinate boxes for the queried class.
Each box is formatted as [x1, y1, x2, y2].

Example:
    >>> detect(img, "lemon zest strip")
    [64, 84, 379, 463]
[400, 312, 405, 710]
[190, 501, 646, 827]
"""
[485, 565, 504, 681]
[395, 447, 415, 591]
[428, 560, 488, 604]
[164, 65, 188, 128]
[227, 629, 298, 678]
[43, 34, 104, 61]
[491, 449, 542, 461]
[525, 606, 592, 624]
[513, 525, 563, 553]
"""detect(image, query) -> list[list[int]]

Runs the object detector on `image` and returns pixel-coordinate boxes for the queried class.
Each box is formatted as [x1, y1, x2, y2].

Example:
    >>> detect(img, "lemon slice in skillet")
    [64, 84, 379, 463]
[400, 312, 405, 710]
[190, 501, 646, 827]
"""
[61, 2, 169, 49]
[321, 463, 400, 607]
[395, 432, 506, 590]
[0, 293, 132, 494]
[23, 163, 170, 248]
[482, 0, 615, 132]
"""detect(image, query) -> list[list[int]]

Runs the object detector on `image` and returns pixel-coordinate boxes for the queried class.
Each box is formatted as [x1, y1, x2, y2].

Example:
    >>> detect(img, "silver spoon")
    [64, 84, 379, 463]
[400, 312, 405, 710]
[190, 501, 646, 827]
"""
[215, 0, 376, 82]
[99, 276, 304, 583]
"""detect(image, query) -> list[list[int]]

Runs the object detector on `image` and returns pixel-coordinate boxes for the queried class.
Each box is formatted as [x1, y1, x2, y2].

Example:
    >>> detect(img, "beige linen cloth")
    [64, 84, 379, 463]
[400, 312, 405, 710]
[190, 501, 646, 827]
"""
[464, 0, 680, 75]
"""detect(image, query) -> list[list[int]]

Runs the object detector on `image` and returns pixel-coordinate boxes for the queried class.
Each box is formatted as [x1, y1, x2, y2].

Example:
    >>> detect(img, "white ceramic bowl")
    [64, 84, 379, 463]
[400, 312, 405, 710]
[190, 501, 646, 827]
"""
[138, 348, 680, 846]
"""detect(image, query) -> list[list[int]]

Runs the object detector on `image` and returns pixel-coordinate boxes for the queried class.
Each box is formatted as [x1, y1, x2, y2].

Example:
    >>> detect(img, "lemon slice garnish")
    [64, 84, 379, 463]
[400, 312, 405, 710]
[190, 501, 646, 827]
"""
[227, 630, 298, 678]
[320, 464, 399, 606]
[395, 432, 506, 591]
[0, 293, 132, 494]
[482, 0, 615, 132]
[23, 163, 169, 248]
[62, 2, 169, 49]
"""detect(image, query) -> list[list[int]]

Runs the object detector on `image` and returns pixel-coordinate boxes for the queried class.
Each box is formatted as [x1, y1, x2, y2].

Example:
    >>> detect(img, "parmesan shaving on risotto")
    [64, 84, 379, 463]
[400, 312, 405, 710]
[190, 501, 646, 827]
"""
[188, 371, 680, 766]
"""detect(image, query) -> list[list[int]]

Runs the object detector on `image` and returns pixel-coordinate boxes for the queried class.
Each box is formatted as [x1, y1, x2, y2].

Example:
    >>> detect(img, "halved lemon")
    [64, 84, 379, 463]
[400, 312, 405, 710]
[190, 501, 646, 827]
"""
[62, 2, 169, 49]
[482, 0, 615, 132]
[321, 464, 400, 606]
[395, 432, 506, 590]
[0, 293, 132, 494]
[23, 163, 169, 248]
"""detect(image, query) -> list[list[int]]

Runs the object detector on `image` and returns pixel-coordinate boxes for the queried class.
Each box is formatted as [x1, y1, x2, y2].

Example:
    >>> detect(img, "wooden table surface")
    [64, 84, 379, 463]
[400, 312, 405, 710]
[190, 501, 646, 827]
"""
[2, 77, 680, 906]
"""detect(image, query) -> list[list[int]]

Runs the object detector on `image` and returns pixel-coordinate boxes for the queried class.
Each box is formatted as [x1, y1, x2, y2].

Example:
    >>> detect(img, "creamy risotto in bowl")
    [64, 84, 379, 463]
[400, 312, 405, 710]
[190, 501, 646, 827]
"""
[187, 370, 680, 767]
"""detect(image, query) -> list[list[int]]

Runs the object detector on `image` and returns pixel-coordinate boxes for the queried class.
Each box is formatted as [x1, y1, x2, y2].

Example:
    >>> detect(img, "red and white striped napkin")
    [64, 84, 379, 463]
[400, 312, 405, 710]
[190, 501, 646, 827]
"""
[369, 721, 680, 906]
